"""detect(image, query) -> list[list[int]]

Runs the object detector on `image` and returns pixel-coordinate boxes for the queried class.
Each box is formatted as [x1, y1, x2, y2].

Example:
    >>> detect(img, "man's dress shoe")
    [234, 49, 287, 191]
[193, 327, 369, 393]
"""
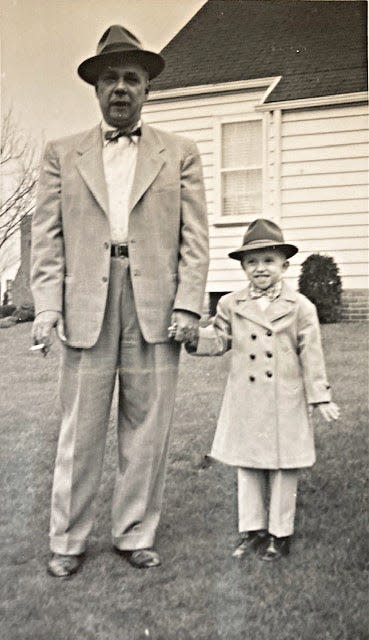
[47, 553, 84, 577]
[115, 547, 161, 568]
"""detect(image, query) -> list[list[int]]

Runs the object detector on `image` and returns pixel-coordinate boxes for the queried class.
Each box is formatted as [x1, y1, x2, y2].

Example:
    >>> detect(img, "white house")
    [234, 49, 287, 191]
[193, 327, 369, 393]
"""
[143, 0, 368, 319]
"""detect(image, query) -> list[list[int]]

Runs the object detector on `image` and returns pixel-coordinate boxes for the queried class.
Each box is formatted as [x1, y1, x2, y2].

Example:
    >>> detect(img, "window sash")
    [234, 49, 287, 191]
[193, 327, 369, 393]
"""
[219, 119, 263, 217]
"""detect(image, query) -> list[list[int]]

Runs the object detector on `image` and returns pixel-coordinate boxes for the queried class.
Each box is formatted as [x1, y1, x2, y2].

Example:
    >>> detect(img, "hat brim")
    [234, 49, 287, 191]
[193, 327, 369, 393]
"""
[78, 50, 165, 84]
[229, 241, 298, 261]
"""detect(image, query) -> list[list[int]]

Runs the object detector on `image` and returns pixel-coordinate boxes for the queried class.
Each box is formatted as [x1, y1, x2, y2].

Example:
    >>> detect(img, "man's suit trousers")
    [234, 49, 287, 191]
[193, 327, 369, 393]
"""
[50, 257, 181, 555]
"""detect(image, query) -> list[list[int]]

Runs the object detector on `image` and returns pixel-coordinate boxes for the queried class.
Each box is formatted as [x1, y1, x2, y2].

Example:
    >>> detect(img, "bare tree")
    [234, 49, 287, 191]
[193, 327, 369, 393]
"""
[0, 110, 39, 249]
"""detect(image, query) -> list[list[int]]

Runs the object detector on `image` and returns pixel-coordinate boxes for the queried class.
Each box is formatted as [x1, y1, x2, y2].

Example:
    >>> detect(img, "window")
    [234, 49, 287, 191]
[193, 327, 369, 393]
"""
[220, 120, 263, 217]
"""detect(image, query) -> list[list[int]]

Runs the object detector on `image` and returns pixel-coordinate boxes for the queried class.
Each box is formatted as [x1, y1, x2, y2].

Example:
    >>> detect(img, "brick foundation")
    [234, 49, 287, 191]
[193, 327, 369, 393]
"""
[340, 289, 369, 322]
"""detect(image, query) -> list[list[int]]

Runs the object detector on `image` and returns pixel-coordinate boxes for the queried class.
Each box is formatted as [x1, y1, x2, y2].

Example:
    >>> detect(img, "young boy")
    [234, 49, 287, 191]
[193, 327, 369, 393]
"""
[186, 219, 339, 561]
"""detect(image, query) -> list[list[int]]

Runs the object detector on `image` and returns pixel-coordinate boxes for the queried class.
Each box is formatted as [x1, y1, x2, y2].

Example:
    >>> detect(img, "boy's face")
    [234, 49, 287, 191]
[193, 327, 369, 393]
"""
[241, 249, 289, 290]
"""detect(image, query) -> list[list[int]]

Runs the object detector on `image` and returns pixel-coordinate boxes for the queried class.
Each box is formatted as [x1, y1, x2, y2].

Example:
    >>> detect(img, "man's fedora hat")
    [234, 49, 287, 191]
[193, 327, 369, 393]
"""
[229, 218, 298, 261]
[78, 25, 165, 84]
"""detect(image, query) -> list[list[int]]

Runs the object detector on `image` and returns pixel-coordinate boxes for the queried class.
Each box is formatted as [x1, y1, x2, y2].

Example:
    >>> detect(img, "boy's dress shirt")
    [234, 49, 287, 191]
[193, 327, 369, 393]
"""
[101, 120, 140, 244]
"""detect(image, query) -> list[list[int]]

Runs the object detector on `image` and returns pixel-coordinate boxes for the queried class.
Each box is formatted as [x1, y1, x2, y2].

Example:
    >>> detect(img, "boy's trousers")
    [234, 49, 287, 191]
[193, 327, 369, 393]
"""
[238, 468, 299, 537]
[49, 257, 181, 555]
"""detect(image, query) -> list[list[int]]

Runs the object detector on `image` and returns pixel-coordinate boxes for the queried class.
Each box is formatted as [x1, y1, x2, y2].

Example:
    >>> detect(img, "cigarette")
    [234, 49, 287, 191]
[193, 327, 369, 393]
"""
[29, 343, 46, 351]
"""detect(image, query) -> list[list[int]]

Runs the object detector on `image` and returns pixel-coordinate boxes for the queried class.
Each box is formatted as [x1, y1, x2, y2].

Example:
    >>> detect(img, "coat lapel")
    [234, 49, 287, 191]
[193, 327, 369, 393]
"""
[234, 283, 297, 328]
[76, 125, 109, 215]
[266, 283, 297, 323]
[234, 289, 272, 329]
[129, 123, 165, 213]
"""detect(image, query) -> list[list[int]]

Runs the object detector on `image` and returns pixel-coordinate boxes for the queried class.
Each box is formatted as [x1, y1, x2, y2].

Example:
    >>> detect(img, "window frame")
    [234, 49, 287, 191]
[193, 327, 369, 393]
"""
[213, 114, 266, 225]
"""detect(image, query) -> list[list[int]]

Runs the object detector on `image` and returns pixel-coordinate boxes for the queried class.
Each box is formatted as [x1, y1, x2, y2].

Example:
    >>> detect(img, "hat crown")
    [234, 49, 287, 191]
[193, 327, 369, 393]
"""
[97, 25, 143, 55]
[242, 218, 285, 246]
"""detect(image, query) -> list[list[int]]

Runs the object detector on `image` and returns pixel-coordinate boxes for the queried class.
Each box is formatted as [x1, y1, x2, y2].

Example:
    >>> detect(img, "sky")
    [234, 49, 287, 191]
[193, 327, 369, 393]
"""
[1, 0, 206, 143]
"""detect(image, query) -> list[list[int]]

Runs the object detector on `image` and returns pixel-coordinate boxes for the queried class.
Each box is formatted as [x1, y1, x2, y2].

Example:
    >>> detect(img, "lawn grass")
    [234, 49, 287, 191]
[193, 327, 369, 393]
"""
[0, 322, 368, 640]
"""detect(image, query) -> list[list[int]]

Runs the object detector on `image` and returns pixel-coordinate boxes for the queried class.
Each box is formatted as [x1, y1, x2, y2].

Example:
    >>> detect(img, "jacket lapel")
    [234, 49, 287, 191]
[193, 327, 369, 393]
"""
[129, 123, 165, 213]
[76, 125, 109, 215]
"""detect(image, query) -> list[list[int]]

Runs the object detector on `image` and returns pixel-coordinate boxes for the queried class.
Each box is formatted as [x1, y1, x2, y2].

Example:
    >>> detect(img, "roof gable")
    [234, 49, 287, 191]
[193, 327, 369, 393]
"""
[152, 0, 367, 102]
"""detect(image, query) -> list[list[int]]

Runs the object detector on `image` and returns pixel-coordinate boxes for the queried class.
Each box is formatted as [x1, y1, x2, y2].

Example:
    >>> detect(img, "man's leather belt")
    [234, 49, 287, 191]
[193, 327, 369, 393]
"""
[111, 243, 129, 258]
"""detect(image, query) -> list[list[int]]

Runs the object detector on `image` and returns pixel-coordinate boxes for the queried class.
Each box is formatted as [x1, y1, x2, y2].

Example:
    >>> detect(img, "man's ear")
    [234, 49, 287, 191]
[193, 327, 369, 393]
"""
[283, 260, 290, 272]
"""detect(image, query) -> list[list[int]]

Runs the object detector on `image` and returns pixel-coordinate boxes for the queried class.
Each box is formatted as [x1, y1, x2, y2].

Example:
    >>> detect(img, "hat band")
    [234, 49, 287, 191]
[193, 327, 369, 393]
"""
[243, 238, 284, 249]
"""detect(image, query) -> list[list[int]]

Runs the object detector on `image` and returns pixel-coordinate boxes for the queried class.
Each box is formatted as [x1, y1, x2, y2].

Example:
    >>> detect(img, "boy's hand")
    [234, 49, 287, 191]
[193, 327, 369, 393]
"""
[309, 402, 340, 422]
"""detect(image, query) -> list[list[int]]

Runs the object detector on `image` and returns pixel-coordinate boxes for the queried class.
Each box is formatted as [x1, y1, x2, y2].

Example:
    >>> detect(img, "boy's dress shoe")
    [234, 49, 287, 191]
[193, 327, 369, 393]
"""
[259, 534, 290, 561]
[232, 530, 267, 557]
[114, 547, 161, 568]
[47, 553, 84, 577]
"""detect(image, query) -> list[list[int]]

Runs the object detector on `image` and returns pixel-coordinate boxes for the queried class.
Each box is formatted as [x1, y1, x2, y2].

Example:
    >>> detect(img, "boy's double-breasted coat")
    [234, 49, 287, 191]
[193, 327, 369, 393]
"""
[194, 283, 332, 469]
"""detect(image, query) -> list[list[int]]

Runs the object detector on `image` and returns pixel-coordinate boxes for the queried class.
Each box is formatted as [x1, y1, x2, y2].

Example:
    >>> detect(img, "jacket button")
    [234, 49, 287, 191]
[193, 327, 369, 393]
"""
[249, 375, 255, 382]
[266, 351, 273, 358]
[104, 242, 109, 250]
[266, 371, 273, 378]
[102, 276, 108, 283]
[133, 269, 141, 277]
[266, 330, 272, 337]
[250, 354, 256, 360]
[251, 334, 257, 340]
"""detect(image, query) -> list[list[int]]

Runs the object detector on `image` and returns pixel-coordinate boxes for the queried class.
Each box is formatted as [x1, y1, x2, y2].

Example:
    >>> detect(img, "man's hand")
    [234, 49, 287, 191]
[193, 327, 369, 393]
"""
[168, 310, 199, 344]
[309, 402, 340, 423]
[31, 310, 66, 356]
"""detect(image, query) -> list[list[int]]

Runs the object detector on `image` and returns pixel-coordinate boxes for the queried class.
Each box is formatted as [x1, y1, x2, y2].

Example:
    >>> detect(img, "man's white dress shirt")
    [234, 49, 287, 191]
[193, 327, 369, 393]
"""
[101, 120, 140, 244]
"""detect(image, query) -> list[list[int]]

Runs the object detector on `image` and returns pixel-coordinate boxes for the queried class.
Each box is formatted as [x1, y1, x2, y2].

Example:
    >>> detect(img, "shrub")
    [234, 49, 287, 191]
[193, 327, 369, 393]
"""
[298, 253, 342, 323]
[0, 304, 16, 318]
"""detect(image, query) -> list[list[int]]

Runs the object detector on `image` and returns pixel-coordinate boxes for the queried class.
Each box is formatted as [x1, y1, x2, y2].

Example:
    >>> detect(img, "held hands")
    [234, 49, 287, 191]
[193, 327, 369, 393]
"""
[31, 310, 67, 356]
[168, 310, 199, 345]
[309, 402, 340, 423]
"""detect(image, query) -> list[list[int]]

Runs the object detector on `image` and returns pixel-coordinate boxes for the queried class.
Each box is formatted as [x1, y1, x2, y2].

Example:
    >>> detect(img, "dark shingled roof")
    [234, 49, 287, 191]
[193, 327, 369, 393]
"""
[152, 0, 368, 102]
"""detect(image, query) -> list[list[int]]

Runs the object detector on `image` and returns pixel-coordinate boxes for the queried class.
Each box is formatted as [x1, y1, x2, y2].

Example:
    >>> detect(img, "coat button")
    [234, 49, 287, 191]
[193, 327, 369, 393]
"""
[249, 375, 255, 382]
[102, 276, 108, 283]
[266, 371, 273, 378]
[104, 242, 109, 250]
[133, 269, 141, 277]
[266, 351, 273, 358]
[250, 354, 256, 360]
[266, 330, 272, 337]
[251, 334, 257, 340]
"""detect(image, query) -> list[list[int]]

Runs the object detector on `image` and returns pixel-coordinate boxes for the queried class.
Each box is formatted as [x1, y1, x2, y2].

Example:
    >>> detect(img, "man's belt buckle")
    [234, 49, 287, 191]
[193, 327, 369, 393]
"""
[111, 243, 129, 258]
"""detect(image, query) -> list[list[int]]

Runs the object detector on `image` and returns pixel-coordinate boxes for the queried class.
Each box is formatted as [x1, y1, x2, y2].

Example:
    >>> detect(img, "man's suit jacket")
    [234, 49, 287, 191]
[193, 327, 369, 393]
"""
[31, 123, 209, 348]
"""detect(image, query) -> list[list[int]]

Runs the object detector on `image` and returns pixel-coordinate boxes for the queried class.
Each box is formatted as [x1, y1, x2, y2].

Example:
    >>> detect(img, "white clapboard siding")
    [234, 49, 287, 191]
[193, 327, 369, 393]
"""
[280, 103, 368, 289]
[143, 93, 368, 292]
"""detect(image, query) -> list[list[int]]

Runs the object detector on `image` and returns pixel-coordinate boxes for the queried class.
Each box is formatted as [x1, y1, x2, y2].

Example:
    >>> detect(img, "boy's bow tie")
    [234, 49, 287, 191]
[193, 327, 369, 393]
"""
[249, 281, 282, 301]
[104, 127, 142, 143]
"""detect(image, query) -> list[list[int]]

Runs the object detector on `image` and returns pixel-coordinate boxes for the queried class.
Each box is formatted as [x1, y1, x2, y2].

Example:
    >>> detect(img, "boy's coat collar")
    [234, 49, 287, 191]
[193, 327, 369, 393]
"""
[234, 282, 297, 328]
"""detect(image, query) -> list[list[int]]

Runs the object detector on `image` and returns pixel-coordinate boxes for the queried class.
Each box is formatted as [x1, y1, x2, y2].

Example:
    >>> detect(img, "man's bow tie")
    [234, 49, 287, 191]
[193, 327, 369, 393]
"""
[104, 127, 142, 143]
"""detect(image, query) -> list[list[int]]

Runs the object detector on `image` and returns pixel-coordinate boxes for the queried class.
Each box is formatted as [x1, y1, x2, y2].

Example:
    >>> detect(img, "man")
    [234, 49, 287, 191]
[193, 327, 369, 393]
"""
[31, 25, 209, 578]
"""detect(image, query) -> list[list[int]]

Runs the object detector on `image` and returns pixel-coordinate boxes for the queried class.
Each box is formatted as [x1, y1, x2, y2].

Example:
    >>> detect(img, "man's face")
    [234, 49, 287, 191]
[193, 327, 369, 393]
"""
[241, 249, 288, 290]
[96, 62, 149, 130]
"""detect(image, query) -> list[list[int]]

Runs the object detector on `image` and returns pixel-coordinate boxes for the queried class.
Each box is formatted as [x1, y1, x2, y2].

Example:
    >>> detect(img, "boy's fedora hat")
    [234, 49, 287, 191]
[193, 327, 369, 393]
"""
[229, 218, 298, 261]
[78, 25, 165, 84]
